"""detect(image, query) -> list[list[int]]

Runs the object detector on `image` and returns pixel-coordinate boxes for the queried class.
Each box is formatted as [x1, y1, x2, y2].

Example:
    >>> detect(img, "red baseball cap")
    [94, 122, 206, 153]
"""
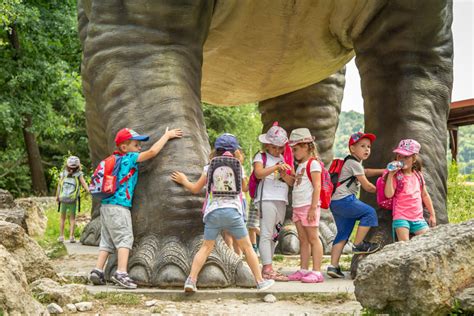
[115, 128, 149, 146]
[348, 132, 376, 147]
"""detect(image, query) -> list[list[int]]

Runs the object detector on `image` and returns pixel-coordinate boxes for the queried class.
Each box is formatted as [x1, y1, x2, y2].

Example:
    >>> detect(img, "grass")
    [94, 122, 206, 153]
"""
[447, 163, 474, 223]
[285, 292, 352, 304]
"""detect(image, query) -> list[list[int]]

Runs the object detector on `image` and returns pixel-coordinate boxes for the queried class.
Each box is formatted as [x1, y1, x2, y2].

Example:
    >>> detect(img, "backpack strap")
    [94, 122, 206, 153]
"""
[258, 152, 267, 217]
[305, 157, 316, 183]
[339, 155, 358, 188]
[119, 168, 136, 185]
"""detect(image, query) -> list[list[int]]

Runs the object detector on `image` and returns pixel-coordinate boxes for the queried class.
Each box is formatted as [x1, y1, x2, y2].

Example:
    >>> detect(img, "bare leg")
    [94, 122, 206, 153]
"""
[69, 212, 76, 240]
[305, 226, 323, 271]
[236, 237, 264, 283]
[395, 228, 410, 242]
[295, 221, 310, 270]
[189, 240, 215, 280]
[116, 248, 130, 273]
[354, 226, 370, 245]
[330, 241, 346, 267]
[95, 250, 110, 270]
[59, 212, 66, 239]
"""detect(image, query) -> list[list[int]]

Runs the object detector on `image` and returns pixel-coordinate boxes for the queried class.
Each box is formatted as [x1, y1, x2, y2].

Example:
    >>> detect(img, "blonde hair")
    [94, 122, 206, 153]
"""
[294, 142, 320, 162]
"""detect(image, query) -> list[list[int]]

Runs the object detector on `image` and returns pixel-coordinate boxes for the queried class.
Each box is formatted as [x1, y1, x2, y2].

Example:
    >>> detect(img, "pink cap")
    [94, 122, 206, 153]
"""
[258, 122, 288, 147]
[393, 139, 421, 156]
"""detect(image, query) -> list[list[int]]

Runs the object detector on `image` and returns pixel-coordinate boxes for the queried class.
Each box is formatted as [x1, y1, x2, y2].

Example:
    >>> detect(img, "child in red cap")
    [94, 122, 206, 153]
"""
[89, 127, 182, 289]
[327, 132, 384, 279]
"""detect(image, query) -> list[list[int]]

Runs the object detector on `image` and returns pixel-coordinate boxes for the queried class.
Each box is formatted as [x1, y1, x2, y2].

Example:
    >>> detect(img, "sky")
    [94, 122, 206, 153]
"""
[341, 0, 474, 113]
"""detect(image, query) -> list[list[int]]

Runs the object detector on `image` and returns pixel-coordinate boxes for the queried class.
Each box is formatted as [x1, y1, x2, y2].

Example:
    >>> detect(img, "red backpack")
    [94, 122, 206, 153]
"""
[89, 154, 136, 200]
[305, 158, 333, 209]
[328, 155, 358, 195]
[248, 152, 267, 199]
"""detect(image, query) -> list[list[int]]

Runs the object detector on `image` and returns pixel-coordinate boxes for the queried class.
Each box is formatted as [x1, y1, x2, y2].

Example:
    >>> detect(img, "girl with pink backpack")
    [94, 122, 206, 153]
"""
[382, 139, 437, 241]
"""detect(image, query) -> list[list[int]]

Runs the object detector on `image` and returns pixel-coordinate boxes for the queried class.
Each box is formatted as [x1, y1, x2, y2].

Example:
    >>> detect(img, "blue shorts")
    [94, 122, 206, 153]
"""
[330, 194, 378, 245]
[203, 208, 248, 241]
[392, 219, 429, 240]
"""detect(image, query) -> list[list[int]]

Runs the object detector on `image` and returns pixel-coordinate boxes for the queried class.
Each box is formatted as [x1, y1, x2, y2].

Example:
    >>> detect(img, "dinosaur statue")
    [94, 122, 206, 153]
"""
[78, 0, 453, 287]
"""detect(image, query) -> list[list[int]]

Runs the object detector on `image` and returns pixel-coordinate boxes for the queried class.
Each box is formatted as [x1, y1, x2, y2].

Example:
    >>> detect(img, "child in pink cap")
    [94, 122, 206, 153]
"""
[252, 123, 293, 281]
[384, 139, 436, 241]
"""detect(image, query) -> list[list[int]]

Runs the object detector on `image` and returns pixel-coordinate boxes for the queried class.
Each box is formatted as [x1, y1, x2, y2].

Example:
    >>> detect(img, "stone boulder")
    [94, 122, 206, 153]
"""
[0, 204, 27, 232]
[30, 278, 87, 306]
[0, 221, 57, 283]
[456, 285, 474, 314]
[0, 189, 14, 208]
[354, 220, 474, 314]
[0, 245, 46, 315]
[15, 197, 54, 237]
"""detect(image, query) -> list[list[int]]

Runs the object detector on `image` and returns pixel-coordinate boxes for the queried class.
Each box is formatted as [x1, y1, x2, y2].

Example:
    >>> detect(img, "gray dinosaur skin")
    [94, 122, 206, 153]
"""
[79, 0, 452, 286]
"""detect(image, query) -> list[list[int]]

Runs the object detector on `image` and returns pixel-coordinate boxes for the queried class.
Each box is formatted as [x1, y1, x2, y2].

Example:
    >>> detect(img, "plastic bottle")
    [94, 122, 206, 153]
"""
[387, 161, 404, 171]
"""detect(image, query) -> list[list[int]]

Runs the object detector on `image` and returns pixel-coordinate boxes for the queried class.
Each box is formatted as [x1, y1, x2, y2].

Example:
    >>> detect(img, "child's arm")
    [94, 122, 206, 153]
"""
[254, 161, 291, 180]
[308, 171, 321, 221]
[421, 186, 436, 227]
[137, 127, 183, 163]
[171, 171, 206, 194]
[79, 175, 89, 192]
[356, 174, 376, 193]
[242, 176, 249, 192]
[280, 169, 295, 186]
[365, 168, 385, 178]
[384, 171, 397, 198]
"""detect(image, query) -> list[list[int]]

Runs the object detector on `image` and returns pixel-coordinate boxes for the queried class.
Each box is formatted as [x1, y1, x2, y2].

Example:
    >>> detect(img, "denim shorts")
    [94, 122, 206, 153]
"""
[204, 207, 248, 241]
[392, 219, 429, 240]
[330, 194, 378, 244]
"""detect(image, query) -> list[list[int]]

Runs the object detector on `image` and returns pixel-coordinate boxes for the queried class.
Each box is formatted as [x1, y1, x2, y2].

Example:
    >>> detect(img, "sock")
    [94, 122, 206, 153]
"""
[94, 268, 103, 273]
[300, 269, 309, 274]
[116, 270, 127, 275]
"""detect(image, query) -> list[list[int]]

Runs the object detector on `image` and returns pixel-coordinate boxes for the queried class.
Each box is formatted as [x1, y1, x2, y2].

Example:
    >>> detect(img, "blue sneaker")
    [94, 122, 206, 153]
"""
[257, 279, 275, 291]
[184, 277, 197, 293]
[89, 268, 106, 285]
[111, 272, 137, 289]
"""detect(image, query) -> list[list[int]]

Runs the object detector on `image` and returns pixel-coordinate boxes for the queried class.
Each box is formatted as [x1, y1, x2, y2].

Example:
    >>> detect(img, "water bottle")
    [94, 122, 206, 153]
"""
[387, 161, 404, 171]
[272, 222, 283, 242]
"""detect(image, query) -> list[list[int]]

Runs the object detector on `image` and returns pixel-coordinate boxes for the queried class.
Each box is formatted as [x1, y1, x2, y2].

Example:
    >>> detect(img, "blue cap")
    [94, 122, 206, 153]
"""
[214, 133, 240, 151]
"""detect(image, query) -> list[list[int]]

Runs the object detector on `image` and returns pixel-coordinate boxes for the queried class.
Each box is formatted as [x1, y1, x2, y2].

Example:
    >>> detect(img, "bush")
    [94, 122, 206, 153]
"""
[447, 162, 474, 223]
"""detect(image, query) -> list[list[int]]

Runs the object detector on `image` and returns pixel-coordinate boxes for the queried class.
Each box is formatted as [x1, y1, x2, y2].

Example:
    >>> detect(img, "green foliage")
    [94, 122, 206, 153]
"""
[333, 111, 365, 158]
[203, 103, 262, 173]
[447, 162, 474, 223]
[0, 0, 89, 197]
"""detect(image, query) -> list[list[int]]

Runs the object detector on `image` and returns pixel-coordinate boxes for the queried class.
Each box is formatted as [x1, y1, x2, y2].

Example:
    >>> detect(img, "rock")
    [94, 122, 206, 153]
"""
[145, 299, 159, 307]
[47, 303, 64, 314]
[65, 303, 78, 313]
[0, 206, 27, 231]
[30, 278, 86, 306]
[0, 189, 14, 208]
[263, 294, 277, 303]
[456, 285, 474, 313]
[354, 220, 474, 314]
[0, 221, 57, 283]
[75, 302, 93, 312]
[58, 272, 89, 284]
[15, 197, 53, 237]
[0, 245, 46, 314]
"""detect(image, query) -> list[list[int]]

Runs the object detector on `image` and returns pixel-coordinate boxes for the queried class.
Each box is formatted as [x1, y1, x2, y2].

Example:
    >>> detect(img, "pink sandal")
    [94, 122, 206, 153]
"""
[301, 271, 324, 283]
[287, 270, 309, 281]
[262, 270, 289, 282]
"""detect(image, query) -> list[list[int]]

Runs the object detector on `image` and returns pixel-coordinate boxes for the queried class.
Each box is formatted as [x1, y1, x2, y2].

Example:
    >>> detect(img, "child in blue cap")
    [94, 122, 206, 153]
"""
[171, 133, 275, 293]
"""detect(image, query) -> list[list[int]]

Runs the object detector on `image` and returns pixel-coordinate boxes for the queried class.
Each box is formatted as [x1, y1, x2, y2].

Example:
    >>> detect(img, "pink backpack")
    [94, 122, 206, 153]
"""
[376, 170, 424, 210]
[248, 152, 267, 199]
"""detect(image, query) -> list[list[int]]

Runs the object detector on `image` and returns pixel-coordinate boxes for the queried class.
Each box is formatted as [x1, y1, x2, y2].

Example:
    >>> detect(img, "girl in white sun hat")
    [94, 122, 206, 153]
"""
[252, 122, 293, 281]
[286, 128, 324, 283]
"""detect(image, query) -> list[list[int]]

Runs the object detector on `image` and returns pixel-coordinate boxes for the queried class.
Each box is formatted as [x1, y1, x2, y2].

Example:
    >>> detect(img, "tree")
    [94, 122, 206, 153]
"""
[0, 0, 86, 196]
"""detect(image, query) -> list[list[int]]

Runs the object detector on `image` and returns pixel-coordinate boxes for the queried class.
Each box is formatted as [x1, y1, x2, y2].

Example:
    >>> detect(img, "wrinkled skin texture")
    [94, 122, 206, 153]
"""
[79, 0, 452, 286]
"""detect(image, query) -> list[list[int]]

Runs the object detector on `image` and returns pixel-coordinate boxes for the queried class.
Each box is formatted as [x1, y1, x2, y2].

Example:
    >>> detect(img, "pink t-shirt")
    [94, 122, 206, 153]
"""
[392, 172, 424, 221]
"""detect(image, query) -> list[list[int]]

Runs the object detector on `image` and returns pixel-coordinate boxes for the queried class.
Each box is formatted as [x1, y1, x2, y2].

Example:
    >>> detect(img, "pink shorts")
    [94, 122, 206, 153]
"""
[292, 205, 320, 227]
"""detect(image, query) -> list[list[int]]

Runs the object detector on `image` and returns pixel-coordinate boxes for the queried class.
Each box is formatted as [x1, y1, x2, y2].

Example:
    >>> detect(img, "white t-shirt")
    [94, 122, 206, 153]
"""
[292, 159, 322, 207]
[253, 152, 289, 204]
[202, 165, 245, 219]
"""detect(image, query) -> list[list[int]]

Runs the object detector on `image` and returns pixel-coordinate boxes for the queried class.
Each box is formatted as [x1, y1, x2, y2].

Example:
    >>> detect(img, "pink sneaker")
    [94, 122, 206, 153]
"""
[287, 270, 309, 281]
[301, 271, 324, 283]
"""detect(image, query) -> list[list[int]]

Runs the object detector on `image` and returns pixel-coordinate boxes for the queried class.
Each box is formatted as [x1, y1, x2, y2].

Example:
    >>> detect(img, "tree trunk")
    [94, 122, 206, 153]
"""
[22, 115, 48, 195]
